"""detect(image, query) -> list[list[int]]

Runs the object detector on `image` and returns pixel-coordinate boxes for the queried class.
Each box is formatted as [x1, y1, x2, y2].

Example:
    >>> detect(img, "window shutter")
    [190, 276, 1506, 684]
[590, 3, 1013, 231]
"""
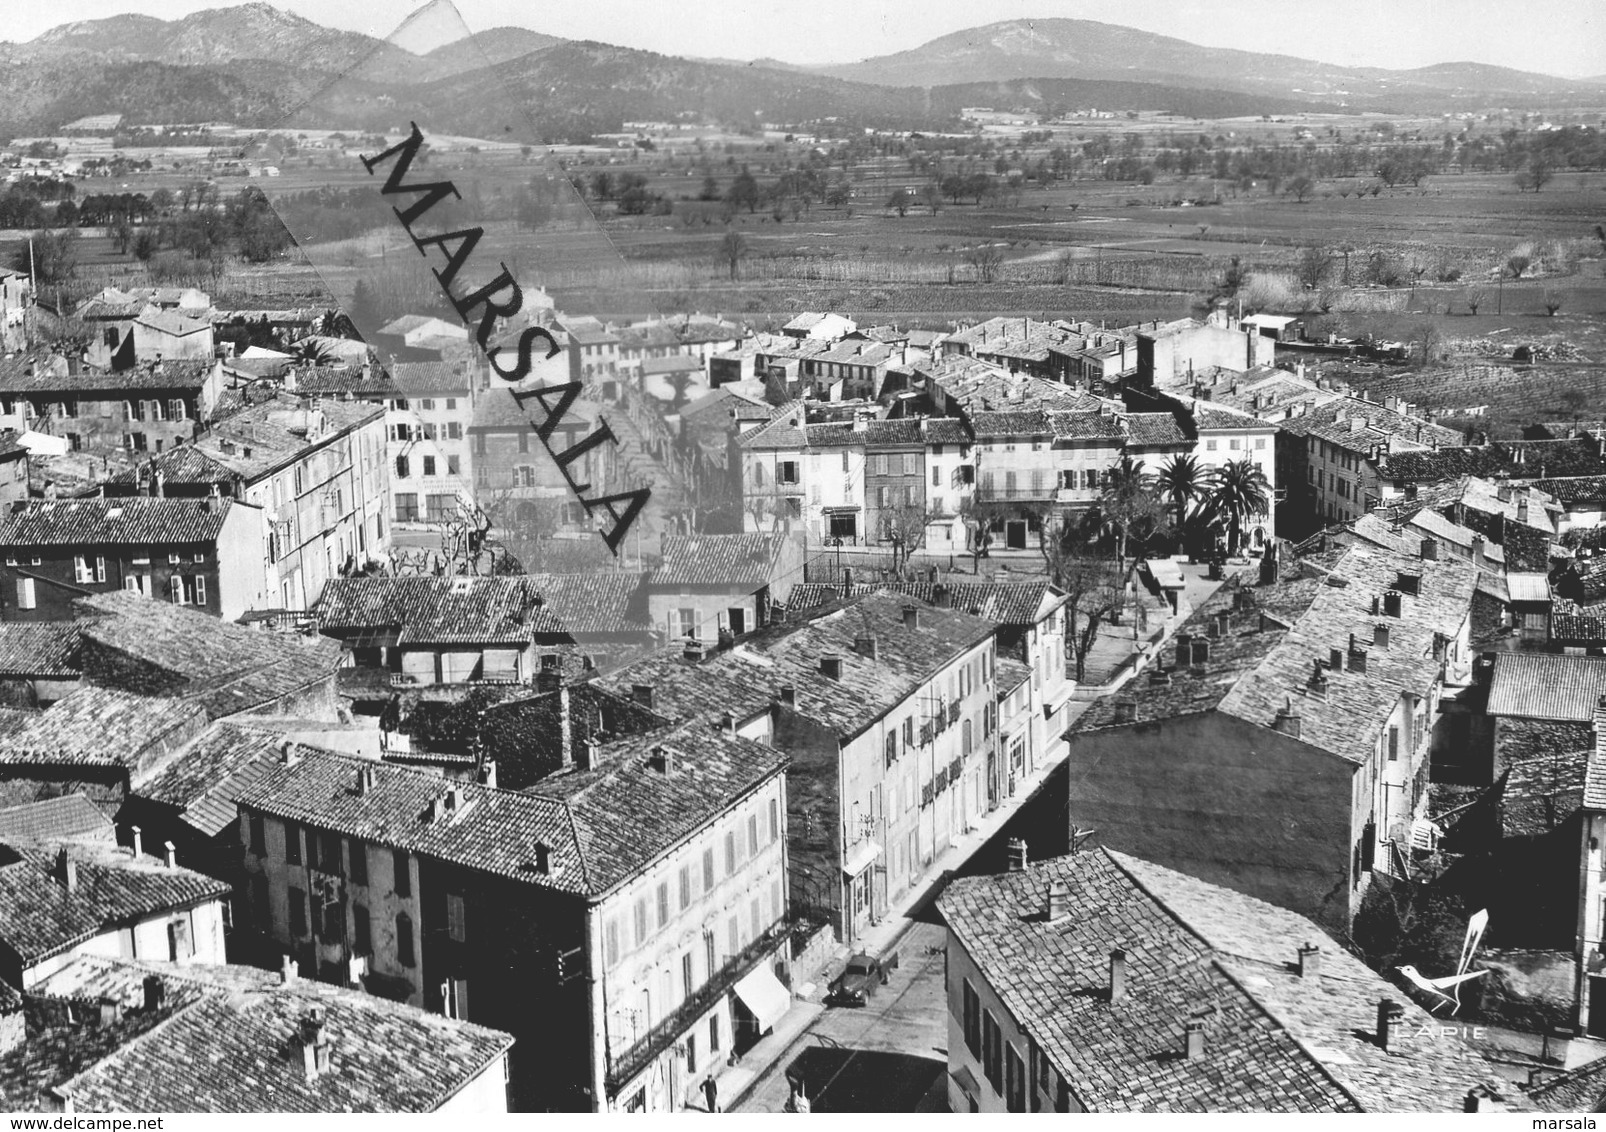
[171, 575, 183, 603]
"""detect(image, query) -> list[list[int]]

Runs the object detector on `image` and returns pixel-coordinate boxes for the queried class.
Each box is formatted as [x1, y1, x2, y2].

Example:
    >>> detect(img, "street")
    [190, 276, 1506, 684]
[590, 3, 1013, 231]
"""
[734, 920, 952, 1113]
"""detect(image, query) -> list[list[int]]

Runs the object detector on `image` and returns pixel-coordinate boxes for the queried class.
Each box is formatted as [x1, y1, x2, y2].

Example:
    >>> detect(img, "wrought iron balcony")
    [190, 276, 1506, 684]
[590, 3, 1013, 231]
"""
[604, 920, 789, 1095]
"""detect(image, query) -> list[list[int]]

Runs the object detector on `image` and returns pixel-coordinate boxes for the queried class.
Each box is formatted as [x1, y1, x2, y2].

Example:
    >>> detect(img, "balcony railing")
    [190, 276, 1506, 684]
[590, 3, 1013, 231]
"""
[605, 921, 789, 1095]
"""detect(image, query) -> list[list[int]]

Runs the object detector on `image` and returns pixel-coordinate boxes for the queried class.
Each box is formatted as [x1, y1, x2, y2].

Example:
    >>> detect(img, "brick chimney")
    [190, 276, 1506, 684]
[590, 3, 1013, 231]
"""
[650, 745, 674, 775]
[1044, 880, 1069, 923]
[297, 1008, 332, 1081]
[1112, 699, 1136, 725]
[142, 975, 165, 1013]
[163, 841, 177, 869]
[778, 685, 797, 709]
[820, 654, 842, 680]
[1184, 1019, 1205, 1059]
[855, 635, 879, 660]
[902, 605, 920, 630]
[55, 847, 77, 893]
[280, 954, 297, 985]
[1374, 623, 1390, 649]
[1109, 948, 1127, 1003]
[1005, 837, 1028, 872]
[1420, 538, 1438, 561]
[631, 684, 655, 709]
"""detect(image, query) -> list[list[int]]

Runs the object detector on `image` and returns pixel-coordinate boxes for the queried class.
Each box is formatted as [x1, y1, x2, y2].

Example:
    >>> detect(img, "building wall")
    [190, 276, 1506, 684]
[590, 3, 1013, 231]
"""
[599, 771, 788, 1112]
[0, 540, 227, 623]
[435, 1056, 511, 1114]
[865, 447, 925, 543]
[388, 387, 475, 528]
[247, 414, 390, 610]
[1196, 427, 1278, 542]
[1576, 812, 1606, 1036]
[1141, 323, 1271, 387]
[946, 931, 1072, 1114]
[647, 589, 766, 642]
[217, 499, 270, 619]
[20, 897, 227, 990]
[780, 636, 996, 944]
[1065, 711, 1356, 933]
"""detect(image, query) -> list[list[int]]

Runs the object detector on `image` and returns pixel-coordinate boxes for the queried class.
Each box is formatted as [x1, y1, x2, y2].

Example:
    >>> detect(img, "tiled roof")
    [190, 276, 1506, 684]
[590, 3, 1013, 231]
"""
[1498, 750, 1588, 838]
[315, 576, 539, 647]
[1076, 548, 1476, 765]
[1405, 509, 1507, 567]
[236, 721, 783, 898]
[996, 657, 1031, 697]
[863, 419, 922, 446]
[290, 366, 394, 398]
[1487, 653, 1606, 722]
[388, 360, 470, 393]
[940, 848, 1523, 1113]
[1048, 409, 1126, 441]
[921, 418, 972, 445]
[653, 533, 789, 589]
[1551, 609, 1606, 644]
[0, 841, 230, 967]
[1301, 398, 1461, 455]
[134, 723, 289, 838]
[526, 572, 651, 636]
[0, 688, 209, 770]
[1123, 411, 1190, 448]
[106, 445, 240, 488]
[0, 498, 234, 547]
[1530, 476, 1606, 505]
[1378, 439, 1606, 484]
[0, 359, 215, 395]
[1187, 400, 1276, 432]
[602, 591, 996, 739]
[15, 956, 513, 1112]
[72, 590, 342, 717]
[1529, 1053, 1606, 1112]
[0, 622, 83, 678]
[0, 796, 113, 845]
[788, 579, 1062, 628]
[187, 395, 382, 483]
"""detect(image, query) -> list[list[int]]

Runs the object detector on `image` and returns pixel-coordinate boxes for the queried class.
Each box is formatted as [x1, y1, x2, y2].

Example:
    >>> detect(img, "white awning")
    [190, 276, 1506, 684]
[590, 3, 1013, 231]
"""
[732, 964, 791, 1034]
[842, 840, 882, 877]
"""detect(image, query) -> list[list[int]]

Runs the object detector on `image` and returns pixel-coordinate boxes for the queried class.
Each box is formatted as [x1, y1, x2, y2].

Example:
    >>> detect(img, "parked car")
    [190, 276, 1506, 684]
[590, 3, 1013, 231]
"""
[829, 953, 883, 1006]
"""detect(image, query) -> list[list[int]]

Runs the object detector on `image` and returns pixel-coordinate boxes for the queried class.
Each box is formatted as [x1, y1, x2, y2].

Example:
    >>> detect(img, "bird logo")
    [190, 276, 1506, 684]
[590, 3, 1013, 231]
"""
[1396, 909, 1490, 1014]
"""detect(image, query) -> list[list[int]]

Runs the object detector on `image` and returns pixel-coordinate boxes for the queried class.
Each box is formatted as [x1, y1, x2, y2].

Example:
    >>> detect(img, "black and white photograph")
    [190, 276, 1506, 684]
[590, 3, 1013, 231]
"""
[0, 0, 1602, 1115]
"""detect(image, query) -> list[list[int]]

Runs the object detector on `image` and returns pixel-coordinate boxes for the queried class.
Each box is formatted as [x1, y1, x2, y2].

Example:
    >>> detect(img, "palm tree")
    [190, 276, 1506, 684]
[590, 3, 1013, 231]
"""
[1202, 457, 1271, 557]
[293, 338, 335, 367]
[1156, 453, 1207, 531]
[1097, 455, 1165, 570]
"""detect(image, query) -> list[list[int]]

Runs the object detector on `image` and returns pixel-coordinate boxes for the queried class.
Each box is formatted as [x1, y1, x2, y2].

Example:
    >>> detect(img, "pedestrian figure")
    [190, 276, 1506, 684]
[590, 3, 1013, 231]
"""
[702, 1074, 719, 1113]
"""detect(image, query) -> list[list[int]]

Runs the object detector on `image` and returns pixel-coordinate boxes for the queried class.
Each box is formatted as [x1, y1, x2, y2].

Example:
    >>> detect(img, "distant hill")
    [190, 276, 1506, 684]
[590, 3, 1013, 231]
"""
[2, 2, 1592, 140]
[419, 28, 566, 78]
[3, 1, 415, 77]
[808, 17, 1602, 110]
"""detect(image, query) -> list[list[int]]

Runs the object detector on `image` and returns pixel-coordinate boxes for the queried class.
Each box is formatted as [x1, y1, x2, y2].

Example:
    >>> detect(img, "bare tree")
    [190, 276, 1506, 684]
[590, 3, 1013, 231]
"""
[1032, 508, 1128, 683]
[1543, 289, 1563, 317]
[880, 503, 936, 577]
[958, 498, 1010, 574]
[718, 229, 748, 281]
[1463, 284, 1487, 315]
[965, 244, 1005, 284]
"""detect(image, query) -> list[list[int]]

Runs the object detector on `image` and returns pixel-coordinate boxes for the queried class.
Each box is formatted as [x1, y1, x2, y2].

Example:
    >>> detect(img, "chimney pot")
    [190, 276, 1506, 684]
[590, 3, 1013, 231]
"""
[1274, 696, 1302, 739]
[1297, 943, 1321, 978]
[1329, 646, 1345, 673]
[1109, 947, 1127, 1002]
[142, 974, 165, 1013]
[902, 604, 920, 630]
[480, 760, 497, 789]
[56, 847, 78, 892]
[1376, 998, 1404, 1050]
[163, 841, 176, 869]
[532, 841, 551, 874]
[820, 654, 842, 680]
[130, 825, 143, 860]
[1184, 1019, 1205, 1060]
[855, 635, 879, 661]
[779, 685, 797, 709]
[1383, 591, 1403, 618]
[281, 954, 297, 984]
[651, 745, 674, 774]
[1005, 837, 1028, 872]
[722, 711, 737, 737]
[631, 683, 655, 709]
[1374, 623, 1390, 649]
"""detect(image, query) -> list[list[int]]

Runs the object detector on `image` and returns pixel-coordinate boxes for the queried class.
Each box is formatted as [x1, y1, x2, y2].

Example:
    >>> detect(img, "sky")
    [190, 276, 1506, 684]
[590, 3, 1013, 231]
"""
[7, 0, 1606, 78]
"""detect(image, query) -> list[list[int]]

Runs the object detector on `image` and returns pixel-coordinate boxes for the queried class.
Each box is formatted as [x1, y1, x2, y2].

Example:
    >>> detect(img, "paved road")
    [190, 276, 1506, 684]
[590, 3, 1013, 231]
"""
[734, 921, 951, 1113]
